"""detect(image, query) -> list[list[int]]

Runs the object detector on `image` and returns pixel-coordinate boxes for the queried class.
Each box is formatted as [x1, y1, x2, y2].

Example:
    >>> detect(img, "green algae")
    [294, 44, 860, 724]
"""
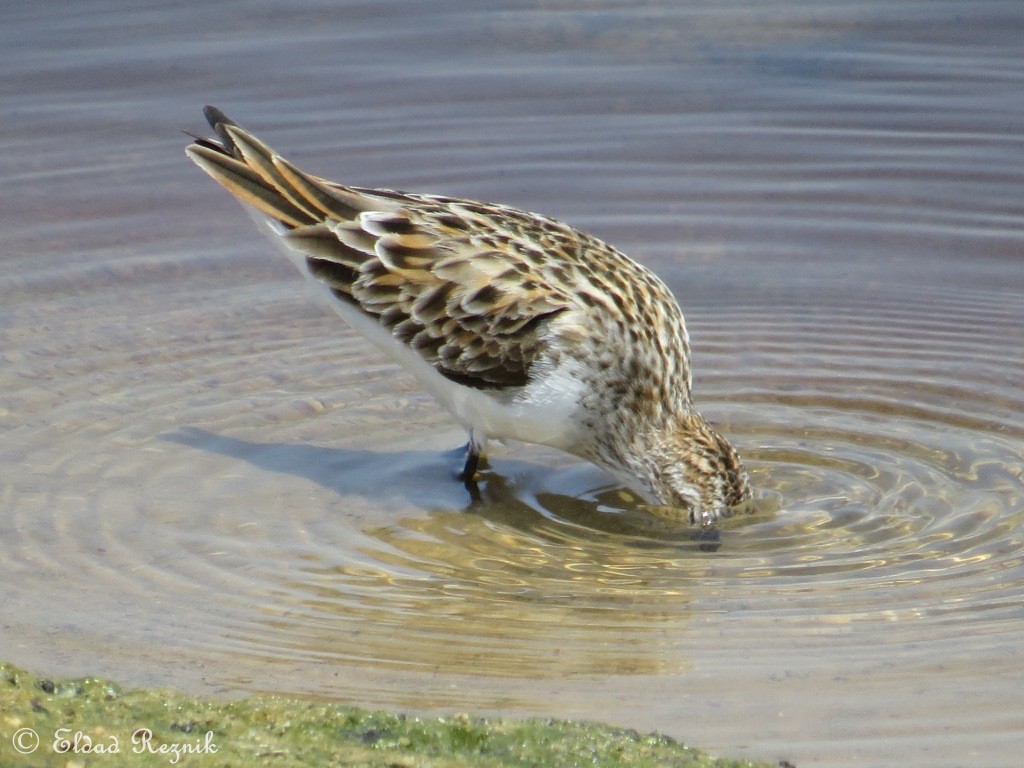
[0, 663, 778, 767]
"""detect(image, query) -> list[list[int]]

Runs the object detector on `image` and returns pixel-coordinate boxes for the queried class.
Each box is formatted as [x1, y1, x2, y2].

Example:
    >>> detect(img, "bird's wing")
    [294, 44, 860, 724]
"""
[186, 107, 578, 390]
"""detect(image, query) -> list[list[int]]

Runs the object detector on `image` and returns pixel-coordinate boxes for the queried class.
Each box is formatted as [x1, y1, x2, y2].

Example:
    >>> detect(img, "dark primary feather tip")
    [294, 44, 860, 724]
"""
[203, 105, 235, 130]
[201, 106, 242, 157]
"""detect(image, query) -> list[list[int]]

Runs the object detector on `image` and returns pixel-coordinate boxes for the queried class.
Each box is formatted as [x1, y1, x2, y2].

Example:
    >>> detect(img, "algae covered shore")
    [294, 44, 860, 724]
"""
[0, 663, 779, 767]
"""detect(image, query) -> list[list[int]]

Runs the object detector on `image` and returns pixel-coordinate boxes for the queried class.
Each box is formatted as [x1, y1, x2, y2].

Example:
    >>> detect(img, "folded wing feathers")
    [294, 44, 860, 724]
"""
[186, 145, 311, 228]
[273, 155, 382, 221]
[188, 108, 572, 389]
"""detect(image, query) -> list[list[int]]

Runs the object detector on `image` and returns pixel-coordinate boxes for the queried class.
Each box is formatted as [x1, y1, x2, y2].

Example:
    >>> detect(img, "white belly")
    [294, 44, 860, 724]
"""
[325, 294, 585, 450]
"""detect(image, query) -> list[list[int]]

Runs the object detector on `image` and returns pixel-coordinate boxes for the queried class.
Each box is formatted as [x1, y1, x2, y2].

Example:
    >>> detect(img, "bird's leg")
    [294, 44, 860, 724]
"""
[460, 430, 483, 478]
[461, 443, 481, 482]
[461, 437, 484, 503]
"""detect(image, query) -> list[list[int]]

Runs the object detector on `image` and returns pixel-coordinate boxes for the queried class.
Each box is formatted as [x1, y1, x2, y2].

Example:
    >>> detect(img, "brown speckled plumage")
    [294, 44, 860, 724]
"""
[186, 106, 751, 524]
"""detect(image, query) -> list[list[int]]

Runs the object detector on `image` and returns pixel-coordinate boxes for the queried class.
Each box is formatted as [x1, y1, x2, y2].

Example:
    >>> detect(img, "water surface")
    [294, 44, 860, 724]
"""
[2, 2, 1023, 766]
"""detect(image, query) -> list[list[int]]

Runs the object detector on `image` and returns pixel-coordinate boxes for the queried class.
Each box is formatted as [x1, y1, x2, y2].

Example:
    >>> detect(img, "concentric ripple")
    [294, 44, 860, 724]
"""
[5, 264, 1022, 694]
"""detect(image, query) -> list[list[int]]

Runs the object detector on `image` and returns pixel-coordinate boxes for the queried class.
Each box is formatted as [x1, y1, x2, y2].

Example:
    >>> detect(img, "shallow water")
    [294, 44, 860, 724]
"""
[2, 1, 1024, 766]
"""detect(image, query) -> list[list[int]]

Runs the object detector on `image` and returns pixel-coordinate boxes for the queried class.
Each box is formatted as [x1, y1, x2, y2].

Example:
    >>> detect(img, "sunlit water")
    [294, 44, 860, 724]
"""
[2, 2, 1023, 766]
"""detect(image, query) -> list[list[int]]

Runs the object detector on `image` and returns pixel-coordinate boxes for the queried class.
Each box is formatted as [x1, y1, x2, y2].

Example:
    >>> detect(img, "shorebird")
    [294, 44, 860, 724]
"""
[186, 106, 750, 524]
